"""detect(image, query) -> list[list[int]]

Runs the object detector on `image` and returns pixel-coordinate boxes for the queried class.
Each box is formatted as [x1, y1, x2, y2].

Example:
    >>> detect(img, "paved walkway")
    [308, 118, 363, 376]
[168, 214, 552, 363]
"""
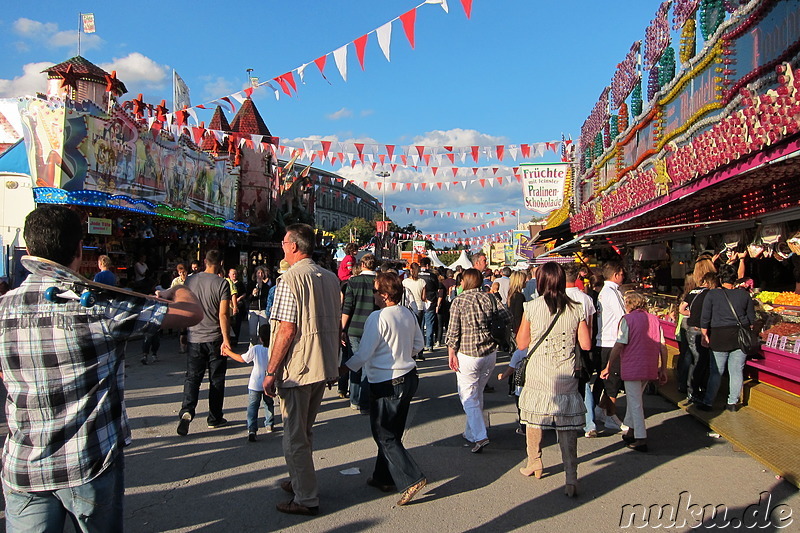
[2, 334, 798, 532]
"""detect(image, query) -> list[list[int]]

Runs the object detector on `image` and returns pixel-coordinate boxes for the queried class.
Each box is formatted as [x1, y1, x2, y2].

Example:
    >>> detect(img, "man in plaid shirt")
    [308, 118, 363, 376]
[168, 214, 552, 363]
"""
[0, 206, 202, 532]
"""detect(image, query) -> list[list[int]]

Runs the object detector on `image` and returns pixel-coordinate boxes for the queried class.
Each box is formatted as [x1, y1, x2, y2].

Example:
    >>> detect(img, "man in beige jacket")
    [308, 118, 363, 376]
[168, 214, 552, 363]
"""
[264, 223, 341, 516]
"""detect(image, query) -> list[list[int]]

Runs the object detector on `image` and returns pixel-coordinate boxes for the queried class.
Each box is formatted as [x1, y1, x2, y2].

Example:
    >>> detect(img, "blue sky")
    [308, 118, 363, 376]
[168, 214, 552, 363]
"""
[0, 0, 663, 240]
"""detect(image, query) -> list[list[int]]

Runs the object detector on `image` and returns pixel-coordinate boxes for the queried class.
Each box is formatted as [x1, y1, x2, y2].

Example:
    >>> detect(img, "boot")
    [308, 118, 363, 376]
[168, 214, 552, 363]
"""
[558, 430, 579, 497]
[520, 426, 543, 478]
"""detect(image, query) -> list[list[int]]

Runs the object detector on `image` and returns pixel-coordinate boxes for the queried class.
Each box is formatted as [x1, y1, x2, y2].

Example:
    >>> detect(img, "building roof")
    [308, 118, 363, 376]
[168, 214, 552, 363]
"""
[42, 56, 127, 95]
[202, 105, 231, 151]
[229, 98, 271, 136]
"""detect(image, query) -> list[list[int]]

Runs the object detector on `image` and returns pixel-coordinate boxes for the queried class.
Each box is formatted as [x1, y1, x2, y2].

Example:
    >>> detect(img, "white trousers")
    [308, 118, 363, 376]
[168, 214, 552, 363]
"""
[456, 351, 497, 442]
[623, 380, 647, 439]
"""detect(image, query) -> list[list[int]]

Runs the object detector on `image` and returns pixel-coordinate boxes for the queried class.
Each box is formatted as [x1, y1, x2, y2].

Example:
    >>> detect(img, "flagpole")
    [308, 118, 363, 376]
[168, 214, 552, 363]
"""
[77, 12, 81, 56]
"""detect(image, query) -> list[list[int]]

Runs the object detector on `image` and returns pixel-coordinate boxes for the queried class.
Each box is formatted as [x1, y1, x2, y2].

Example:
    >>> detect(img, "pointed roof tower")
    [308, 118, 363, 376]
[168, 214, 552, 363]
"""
[229, 98, 271, 137]
[43, 56, 127, 97]
[202, 105, 231, 152]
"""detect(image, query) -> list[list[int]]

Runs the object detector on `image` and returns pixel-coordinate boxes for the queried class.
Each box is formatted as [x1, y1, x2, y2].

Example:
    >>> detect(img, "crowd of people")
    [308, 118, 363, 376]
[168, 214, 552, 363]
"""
[0, 206, 756, 529]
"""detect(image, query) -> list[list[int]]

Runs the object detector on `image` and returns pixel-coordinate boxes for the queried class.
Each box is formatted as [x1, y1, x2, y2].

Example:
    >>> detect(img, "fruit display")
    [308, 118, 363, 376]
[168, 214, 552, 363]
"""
[773, 292, 800, 306]
[755, 291, 781, 304]
[760, 321, 800, 340]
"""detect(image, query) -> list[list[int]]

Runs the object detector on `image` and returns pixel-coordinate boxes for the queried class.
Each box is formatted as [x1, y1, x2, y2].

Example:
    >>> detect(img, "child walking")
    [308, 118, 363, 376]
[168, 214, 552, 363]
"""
[223, 324, 275, 442]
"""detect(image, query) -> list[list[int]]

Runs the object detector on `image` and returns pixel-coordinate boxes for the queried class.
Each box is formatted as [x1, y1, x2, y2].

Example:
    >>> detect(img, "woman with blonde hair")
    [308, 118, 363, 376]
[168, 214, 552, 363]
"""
[692, 257, 716, 286]
[507, 271, 528, 339]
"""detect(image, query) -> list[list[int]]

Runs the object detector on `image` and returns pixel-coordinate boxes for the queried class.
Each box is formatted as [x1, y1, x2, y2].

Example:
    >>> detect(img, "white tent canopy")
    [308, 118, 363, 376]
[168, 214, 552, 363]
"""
[428, 250, 447, 268]
[447, 250, 474, 270]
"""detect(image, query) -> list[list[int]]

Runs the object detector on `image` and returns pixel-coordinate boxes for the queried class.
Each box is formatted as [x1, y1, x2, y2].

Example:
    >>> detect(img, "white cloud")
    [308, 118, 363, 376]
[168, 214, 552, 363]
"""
[12, 18, 103, 51]
[326, 107, 353, 120]
[201, 76, 236, 102]
[412, 128, 508, 147]
[0, 62, 52, 98]
[360, 109, 374, 117]
[13, 18, 57, 37]
[99, 53, 170, 91]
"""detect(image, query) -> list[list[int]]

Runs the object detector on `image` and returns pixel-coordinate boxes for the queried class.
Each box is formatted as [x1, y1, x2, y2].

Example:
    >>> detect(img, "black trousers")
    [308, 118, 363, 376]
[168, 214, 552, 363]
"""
[369, 369, 424, 491]
[181, 340, 228, 425]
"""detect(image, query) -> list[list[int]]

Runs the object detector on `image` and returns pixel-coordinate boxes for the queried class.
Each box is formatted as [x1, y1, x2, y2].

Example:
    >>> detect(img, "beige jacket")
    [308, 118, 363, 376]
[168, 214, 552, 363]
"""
[272, 258, 341, 387]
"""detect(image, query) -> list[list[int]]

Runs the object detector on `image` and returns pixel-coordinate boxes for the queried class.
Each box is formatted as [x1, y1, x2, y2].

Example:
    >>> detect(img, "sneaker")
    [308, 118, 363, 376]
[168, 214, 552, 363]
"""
[620, 422, 631, 433]
[177, 413, 191, 436]
[140, 355, 149, 365]
[585, 429, 598, 438]
[248, 432, 257, 442]
[515, 427, 526, 435]
[264, 425, 274, 433]
[276, 499, 319, 516]
[207, 418, 228, 429]
[151, 354, 159, 363]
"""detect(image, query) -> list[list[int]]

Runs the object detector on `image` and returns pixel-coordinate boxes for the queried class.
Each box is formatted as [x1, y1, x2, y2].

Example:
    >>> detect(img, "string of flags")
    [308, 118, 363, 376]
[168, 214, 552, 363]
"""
[388, 206, 517, 219]
[383, 225, 515, 245]
[125, 0, 472, 121]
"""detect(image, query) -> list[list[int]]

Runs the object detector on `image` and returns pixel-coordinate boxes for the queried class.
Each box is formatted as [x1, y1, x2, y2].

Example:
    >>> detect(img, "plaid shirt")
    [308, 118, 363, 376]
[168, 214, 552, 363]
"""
[270, 277, 297, 323]
[446, 288, 512, 358]
[0, 275, 167, 492]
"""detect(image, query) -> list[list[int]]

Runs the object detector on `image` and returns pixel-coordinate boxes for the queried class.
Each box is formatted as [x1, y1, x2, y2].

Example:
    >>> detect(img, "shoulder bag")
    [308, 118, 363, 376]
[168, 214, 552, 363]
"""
[720, 289, 759, 356]
[513, 307, 565, 388]
[489, 294, 509, 346]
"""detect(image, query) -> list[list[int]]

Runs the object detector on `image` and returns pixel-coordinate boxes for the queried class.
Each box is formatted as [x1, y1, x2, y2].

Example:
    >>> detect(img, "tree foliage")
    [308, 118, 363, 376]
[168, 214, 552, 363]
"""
[334, 217, 375, 245]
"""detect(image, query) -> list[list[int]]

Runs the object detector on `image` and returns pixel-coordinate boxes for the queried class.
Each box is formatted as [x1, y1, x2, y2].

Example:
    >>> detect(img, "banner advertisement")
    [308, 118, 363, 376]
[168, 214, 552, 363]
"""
[18, 99, 238, 222]
[520, 163, 568, 215]
[491, 242, 505, 264]
[87, 217, 112, 235]
[413, 240, 426, 254]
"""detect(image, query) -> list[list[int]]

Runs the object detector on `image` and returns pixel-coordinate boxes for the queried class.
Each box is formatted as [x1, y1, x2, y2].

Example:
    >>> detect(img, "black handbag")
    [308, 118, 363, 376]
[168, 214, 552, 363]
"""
[489, 295, 509, 346]
[721, 289, 759, 356]
[513, 308, 564, 388]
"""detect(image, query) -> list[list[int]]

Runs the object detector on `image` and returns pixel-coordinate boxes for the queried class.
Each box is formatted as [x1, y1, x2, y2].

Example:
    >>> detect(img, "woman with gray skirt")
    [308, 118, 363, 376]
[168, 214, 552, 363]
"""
[515, 262, 591, 497]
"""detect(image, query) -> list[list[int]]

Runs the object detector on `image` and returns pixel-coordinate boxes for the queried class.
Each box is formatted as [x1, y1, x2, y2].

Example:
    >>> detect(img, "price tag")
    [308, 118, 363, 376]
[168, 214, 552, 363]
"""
[794, 340, 800, 354]
[779, 336, 789, 352]
[772, 335, 781, 348]
[767, 333, 776, 346]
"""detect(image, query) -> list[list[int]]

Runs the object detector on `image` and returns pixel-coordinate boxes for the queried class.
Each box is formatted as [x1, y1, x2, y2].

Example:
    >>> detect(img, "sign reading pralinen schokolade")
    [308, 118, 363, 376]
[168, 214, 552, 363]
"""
[520, 163, 569, 216]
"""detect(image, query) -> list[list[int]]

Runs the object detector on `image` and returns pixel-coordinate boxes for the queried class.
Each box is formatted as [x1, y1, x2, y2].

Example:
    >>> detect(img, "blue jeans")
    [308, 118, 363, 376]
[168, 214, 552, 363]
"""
[348, 336, 370, 409]
[583, 381, 596, 433]
[704, 349, 747, 406]
[369, 369, 424, 491]
[685, 328, 710, 401]
[181, 340, 228, 425]
[247, 389, 275, 433]
[3, 452, 124, 533]
[422, 307, 436, 349]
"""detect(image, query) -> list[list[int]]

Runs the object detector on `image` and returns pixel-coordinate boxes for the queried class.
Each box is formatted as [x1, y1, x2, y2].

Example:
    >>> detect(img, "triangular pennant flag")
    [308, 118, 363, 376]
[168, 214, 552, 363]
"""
[321, 140, 332, 158]
[451, 168, 458, 177]
[420, 183, 427, 191]
[354, 34, 369, 70]
[333, 45, 348, 82]
[376, 22, 392, 61]
[386, 144, 395, 159]
[521, 144, 531, 158]
[471, 146, 479, 163]
[436, 182, 443, 189]
[497, 176, 504, 185]
[460, 0, 473, 19]
[399, 9, 417, 49]
[496, 145, 505, 161]
[314, 55, 328, 76]
[391, 183, 398, 191]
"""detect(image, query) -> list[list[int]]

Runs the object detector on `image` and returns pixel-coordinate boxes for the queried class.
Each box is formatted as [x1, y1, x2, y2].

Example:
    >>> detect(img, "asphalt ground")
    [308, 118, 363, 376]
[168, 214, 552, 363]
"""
[1, 333, 798, 532]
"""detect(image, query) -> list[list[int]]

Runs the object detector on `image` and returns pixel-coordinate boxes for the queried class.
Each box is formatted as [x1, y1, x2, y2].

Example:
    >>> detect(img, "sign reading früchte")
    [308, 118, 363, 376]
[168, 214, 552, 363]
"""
[521, 163, 568, 215]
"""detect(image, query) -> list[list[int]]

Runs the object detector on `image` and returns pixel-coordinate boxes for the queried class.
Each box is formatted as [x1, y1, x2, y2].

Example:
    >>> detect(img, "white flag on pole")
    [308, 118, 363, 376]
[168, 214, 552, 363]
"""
[82, 13, 96, 33]
[173, 70, 191, 111]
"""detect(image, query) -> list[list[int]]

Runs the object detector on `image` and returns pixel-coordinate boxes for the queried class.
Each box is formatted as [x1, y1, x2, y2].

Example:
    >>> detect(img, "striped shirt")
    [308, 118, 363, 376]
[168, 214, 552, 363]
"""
[446, 288, 512, 358]
[0, 275, 167, 492]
